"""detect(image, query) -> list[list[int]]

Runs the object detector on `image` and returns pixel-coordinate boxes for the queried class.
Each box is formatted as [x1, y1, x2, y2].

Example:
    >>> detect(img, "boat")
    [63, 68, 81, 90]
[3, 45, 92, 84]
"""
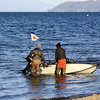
[22, 57, 98, 75]
[40, 63, 98, 75]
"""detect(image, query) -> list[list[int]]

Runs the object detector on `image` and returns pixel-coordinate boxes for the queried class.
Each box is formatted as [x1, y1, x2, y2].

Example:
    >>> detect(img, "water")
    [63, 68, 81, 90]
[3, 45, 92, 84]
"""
[0, 12, 100, 100]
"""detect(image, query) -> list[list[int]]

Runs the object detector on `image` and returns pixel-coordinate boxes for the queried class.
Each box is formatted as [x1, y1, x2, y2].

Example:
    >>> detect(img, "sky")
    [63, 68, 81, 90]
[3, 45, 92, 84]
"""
[0, 0, 88, 12]
[40, 0, 87, 5]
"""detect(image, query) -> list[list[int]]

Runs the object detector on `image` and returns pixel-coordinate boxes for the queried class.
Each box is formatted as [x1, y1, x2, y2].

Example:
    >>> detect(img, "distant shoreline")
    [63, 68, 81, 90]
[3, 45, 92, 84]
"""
[0, 11, 100, 13]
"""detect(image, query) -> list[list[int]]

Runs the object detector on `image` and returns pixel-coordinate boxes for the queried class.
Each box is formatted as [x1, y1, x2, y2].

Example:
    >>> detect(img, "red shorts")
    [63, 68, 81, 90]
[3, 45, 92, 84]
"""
[57, 58, 66, 68]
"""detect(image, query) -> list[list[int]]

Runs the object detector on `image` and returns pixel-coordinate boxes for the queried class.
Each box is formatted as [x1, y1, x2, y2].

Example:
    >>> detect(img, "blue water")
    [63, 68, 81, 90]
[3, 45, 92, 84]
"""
[0, 12, 100, 100]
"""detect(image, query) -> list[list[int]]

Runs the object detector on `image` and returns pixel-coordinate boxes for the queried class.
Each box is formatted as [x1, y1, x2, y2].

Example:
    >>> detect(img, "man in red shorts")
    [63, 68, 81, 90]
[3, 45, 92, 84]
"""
[55, 42, 66, 75]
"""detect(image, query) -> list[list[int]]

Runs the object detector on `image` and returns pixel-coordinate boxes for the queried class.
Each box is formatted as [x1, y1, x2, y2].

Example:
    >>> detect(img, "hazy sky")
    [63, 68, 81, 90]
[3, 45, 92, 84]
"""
[0, 0, 88, 12]
[40, 0, 87, 5]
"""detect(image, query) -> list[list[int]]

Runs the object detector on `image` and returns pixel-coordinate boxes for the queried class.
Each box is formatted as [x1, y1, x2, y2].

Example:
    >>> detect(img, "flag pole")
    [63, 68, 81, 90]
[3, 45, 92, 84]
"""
[31, 33, 32, 47]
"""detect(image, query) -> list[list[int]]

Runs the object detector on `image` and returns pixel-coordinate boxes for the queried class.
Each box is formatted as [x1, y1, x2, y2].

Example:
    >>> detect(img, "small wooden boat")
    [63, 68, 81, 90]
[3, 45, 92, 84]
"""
[40, 63, 98, 75]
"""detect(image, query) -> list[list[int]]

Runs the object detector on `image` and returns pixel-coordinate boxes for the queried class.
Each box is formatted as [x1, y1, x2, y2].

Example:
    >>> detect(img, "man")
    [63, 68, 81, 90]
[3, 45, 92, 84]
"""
[29, 43, 44, 75]
[55, 42, 66, 75]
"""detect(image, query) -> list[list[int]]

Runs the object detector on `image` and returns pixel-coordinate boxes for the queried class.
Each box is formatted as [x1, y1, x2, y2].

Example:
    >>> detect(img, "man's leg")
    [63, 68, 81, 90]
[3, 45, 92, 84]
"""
[55, 65, 57, 75]
[35, 60, 41, 75]
[31, 60, 36, 75]
[36, 65, 40, 75]
[62, 68, 66, 75]
[56, 68, 60, 75]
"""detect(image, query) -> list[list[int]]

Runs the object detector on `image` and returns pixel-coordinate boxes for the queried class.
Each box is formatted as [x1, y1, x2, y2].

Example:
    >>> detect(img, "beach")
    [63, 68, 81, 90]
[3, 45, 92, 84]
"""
[73, 94, 100, 100]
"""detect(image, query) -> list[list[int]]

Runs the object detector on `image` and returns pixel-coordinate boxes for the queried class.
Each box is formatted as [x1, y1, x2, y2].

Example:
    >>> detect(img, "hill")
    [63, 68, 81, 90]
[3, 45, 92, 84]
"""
[48, 0, 100, 12]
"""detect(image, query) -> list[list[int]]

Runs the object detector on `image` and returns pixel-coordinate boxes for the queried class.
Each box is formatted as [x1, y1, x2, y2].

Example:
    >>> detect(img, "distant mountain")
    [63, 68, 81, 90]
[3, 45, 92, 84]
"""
[48, 0, 100, 12]
[0, 0, 53, 12]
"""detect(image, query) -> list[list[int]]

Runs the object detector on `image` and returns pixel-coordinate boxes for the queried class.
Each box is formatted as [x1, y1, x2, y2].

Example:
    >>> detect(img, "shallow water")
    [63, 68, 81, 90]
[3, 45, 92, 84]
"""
[0, 12, 100, 100]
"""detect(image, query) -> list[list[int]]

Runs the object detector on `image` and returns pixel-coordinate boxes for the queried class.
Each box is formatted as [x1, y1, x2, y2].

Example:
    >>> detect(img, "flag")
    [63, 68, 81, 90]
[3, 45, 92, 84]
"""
[31, 33, 39, 41]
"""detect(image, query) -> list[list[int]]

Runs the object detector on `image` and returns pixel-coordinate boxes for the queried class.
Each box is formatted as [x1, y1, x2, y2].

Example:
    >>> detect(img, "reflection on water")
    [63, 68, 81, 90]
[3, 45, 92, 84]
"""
[55, 75, 67, 90]
[28, 75, 44, 99]
[26, 73, 99, 99]
[30, 76, 42, 92]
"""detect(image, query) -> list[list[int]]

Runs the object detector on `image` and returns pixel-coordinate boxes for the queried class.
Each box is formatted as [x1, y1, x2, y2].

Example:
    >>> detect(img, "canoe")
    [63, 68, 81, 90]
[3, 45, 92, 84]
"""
[40, 63, 97, 75]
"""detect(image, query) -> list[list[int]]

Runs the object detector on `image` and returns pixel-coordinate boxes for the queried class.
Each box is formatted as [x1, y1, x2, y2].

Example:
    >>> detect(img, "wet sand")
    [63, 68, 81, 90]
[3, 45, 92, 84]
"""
[73, 94, 100, 100]
[42, 94, 100, 100]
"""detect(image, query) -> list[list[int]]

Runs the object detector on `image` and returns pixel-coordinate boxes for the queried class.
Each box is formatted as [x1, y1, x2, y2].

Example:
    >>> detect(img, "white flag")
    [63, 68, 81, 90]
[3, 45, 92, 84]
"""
[31, 33, 39, 41]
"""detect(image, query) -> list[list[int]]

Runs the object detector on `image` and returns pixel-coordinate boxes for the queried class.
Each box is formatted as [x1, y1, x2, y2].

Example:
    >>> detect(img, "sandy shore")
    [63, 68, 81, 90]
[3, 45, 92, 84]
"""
[73, 94, 100, 100]
[43, 94, 100, 100]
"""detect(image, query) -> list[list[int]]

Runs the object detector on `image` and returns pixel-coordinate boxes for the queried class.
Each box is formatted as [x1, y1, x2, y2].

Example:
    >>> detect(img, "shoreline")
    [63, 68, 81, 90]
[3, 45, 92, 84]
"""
[72, 94, 100, 100]
[42, 94, 100, 100]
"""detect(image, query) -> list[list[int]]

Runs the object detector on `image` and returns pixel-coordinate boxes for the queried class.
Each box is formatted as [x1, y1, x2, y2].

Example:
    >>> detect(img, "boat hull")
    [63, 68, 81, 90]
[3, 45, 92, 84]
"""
[40, 63, 97, 75]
